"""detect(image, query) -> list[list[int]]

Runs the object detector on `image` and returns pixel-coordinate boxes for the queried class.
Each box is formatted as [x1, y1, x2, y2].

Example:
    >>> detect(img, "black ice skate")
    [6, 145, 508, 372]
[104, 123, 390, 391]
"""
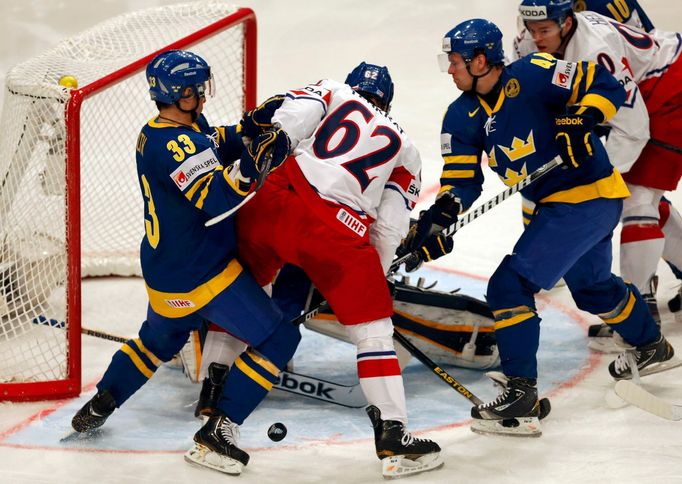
[185, 414, 249, 475]
[609, 335, 681, 380]
[194, 362, 229, 418]
[71, 390, 116, 433]
[471, 372, 541, 437]
[366, 405, 443, 478]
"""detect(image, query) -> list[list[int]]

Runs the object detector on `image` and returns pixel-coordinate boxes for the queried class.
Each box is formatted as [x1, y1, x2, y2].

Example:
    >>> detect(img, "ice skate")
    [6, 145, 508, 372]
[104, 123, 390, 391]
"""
[185, 414, 249, 475]
[71, 390, 116, 433]
[609, 335, 681, 380]
[366, 405, 443, 479]
[471, 372, 541, 437]
[194, 362, 229, 418]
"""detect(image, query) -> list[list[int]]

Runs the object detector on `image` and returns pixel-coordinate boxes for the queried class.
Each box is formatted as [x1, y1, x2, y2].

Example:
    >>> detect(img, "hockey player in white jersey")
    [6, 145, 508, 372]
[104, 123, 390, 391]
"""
[203, 63, 447, 478]
[514, 0, 682, 330]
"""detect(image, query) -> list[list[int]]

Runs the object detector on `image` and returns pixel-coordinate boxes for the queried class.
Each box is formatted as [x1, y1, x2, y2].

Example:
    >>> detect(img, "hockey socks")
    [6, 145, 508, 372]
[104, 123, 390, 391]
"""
[97, 336, 163, 406]
[217, 349, 280, 424]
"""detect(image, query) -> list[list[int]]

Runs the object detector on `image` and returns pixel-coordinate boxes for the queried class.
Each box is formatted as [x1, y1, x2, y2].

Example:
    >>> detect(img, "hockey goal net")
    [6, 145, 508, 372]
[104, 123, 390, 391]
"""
[0, 1, 256, 401]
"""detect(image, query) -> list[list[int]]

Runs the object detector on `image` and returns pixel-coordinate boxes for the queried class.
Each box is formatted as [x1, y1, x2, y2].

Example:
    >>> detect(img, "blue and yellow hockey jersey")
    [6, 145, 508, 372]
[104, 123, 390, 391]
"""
[135, 114, 249, 317]
[439, 52, 629, 211]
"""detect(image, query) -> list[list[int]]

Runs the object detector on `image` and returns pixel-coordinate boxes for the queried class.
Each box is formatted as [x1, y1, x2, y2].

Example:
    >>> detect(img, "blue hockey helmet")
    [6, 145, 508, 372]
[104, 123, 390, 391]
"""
[440, 19, 505, 67]
[518, 0, 573, 23]
[146, 50, 213, 105]
[344, 62, 394, 112]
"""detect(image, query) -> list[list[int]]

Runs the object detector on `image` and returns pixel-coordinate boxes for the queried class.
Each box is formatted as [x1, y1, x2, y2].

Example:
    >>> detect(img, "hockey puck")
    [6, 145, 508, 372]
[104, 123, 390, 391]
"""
[267, 422, 287, 442]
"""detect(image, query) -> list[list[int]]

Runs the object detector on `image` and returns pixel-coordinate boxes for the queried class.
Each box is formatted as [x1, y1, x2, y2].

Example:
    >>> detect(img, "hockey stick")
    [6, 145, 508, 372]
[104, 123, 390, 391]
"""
[614, 380, 682, 421]
[33, 315, 365, 408]
[390, 156, 563, 273]
[273, 369, 366, 408]
[204, 151, 273, 227]
[649, 138, 682, 155]
[393, 328, 552, 419]
[393, 329, 482, 405]
[33, 315, 129, 344]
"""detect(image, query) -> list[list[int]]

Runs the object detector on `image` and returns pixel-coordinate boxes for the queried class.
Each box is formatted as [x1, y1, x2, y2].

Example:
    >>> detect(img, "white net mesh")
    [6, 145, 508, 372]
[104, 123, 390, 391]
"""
[0, 1, 252, 393]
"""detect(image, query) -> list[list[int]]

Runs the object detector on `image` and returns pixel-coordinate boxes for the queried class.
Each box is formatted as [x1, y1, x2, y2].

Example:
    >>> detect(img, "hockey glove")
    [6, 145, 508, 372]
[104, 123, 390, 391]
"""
[239, 128, 291, 180]
[239, 95, 285, 140]
[404, 233, 454, 272]
[396, 191, 460, 257]
[554, 105, 603, 169]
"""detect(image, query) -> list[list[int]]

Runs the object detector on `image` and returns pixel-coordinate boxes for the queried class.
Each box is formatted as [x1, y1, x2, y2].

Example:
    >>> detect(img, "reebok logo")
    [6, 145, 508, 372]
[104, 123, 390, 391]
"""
[555, 117, 584, 126]
[275, 373, 335, 400]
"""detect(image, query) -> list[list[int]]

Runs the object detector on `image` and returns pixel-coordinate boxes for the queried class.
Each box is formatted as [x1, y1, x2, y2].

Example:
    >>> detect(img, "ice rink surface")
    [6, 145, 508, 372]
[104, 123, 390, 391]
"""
[1, 1, 682, 483]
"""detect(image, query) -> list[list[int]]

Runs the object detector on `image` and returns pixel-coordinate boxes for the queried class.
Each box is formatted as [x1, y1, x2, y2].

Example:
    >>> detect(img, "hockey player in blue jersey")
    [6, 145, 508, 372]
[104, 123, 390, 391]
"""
[400, 19, 677, 437]
[71, 50, 299, 474]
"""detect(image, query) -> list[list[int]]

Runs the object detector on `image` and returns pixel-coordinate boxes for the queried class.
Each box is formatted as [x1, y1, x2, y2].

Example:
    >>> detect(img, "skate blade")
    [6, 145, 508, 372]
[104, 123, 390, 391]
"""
[636, 356, 682, 378]
[184, 443, 244, 475]
[381, 453, 444, 479]
[60, 427, 104, 443]
[471, 416, 541, 438]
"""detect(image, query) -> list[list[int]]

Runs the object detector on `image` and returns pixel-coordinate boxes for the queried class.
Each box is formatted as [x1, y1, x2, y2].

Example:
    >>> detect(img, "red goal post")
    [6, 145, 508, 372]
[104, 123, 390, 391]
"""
[0, 1, 257, 401]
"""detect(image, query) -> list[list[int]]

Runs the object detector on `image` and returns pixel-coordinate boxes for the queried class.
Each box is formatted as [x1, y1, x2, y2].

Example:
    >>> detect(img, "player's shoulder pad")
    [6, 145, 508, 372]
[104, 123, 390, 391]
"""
[285, 79, 334, 107]
[510, 52, 578, 91]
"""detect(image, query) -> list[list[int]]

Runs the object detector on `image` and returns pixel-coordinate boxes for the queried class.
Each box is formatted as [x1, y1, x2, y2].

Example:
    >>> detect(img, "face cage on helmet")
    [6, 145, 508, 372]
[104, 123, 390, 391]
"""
[181, 73, 214, 101]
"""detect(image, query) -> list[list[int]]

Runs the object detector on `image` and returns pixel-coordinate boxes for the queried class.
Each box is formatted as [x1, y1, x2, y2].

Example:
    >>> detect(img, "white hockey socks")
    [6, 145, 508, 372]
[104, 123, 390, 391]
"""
[620, 186, 665, 291]
[199, 324, 248, 381]
[348, 318, 408, 424]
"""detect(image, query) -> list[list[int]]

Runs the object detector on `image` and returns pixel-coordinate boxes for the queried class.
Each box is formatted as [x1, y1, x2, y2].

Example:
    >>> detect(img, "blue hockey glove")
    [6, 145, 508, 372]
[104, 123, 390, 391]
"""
[554, 105, 603, 169]
[239, 95, 285, 140]
[396, 192, 460, 257]
[240, 128, 291, 179]
[404, 233, 454, 272]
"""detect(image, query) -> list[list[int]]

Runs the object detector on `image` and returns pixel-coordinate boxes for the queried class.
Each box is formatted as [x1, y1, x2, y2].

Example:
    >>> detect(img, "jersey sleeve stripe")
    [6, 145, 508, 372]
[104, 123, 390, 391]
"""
[580, 93, 618, 122]
[385, 183, 415, 210]
[387, 165, 414, 192]
[443, 155, 477, 164]
[442, 169, 477, 179]
[195, 175, 214, 209]
[184, 172, 213, 199]
[285, 92, 328, 115]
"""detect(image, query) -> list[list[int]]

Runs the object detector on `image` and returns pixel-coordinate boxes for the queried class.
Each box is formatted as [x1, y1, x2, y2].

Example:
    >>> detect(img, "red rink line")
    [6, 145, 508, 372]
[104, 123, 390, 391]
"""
[0, 263, 600, 454]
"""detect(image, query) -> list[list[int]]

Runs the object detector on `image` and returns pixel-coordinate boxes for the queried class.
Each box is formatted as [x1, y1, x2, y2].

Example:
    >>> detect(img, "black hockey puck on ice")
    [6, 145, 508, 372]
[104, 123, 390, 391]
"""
[267, 422, 287, 442]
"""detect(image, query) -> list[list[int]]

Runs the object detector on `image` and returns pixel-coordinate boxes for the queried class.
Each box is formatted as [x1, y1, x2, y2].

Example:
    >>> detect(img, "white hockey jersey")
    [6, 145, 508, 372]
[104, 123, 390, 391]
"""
[513, 12, 682, 172]
[272, 79, 422, 272]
